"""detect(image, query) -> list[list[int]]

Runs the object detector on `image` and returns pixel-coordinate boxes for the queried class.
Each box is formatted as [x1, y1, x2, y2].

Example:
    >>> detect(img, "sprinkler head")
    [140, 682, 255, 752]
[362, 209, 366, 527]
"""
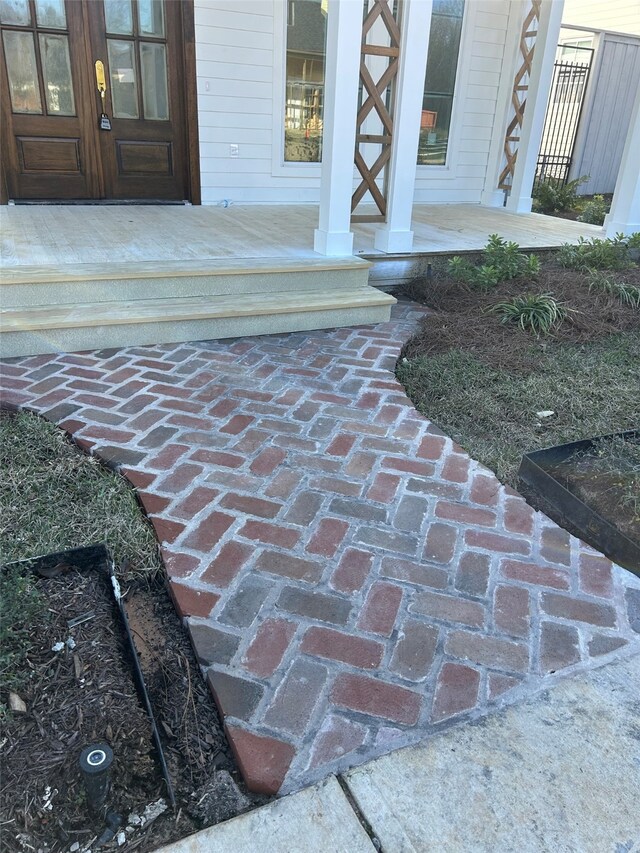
[79, 743, 113, 816]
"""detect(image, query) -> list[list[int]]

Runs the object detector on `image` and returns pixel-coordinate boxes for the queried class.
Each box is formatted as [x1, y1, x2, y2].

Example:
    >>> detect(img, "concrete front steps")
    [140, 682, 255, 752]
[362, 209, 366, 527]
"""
[0, 256, 395, 357]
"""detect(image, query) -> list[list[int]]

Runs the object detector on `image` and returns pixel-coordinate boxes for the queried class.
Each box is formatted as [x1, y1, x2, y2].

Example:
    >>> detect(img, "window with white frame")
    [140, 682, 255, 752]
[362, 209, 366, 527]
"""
[284, 0, 327, 162]
[417, 0, 465, 166]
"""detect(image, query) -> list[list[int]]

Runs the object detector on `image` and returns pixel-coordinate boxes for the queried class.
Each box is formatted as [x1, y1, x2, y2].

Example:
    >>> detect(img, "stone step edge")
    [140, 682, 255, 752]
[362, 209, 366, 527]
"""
[1, 255, 372, 286]
[2, 286, 396, 332]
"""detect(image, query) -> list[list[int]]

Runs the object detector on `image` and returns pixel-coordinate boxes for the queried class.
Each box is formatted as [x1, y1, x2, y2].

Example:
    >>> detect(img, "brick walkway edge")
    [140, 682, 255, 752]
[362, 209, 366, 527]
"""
[2, 302, 639, 795]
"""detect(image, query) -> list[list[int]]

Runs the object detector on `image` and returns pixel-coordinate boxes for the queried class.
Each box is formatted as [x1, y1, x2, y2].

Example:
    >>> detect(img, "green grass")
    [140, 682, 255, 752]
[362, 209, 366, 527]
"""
[397, 333, 640, 487]
[0, 410, 162, 575]
[0, 565, 45, 697]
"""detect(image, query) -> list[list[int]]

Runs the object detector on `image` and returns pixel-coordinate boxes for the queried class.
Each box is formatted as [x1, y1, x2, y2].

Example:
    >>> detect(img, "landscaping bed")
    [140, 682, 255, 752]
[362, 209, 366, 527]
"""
[0, 412, 261, 853]
[398, 237, 640, 489]
[553, 434, 640, 550]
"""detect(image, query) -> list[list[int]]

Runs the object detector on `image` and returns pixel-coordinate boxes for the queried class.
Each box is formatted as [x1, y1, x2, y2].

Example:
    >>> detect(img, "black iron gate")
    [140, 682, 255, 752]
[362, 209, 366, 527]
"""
[535, 46, 594, 187]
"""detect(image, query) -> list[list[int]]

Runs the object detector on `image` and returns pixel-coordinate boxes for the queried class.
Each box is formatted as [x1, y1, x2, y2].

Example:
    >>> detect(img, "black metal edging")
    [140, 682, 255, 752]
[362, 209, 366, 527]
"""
[2, 544, 176, 808]
[108, 560, 176, 809]
[518, 430, 640, 575]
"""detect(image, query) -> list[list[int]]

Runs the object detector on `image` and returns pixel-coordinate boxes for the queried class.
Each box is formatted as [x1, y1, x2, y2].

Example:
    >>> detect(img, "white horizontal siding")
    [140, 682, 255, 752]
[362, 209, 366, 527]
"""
[194, 5, 273, 33]
[195, 0, 510, 206]
[196, 0, 326, 204]
[197, 26, 275, 50]
[562, 0, 640, 36]
[196, 60, 272, 82]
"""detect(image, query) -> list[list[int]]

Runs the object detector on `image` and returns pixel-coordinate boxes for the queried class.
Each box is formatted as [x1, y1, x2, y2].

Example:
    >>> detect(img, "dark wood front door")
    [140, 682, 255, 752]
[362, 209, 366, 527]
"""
[0, 0, 193, 202]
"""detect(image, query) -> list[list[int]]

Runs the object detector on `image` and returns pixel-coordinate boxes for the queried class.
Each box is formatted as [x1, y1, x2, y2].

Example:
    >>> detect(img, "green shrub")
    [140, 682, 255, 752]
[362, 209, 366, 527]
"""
[532, 175, 589, 214]
[448, 234, 540, 289]
[490, 293, 568, 336]
[587, 270, 640, 308]
[557, 236, 630, 271]
[623, 232, 640, 249]
[577, 194, 609, 225]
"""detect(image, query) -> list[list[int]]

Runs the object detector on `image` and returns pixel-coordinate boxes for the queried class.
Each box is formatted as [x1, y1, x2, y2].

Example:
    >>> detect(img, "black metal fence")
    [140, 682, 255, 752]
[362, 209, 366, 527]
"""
[535, 46, 594, 188]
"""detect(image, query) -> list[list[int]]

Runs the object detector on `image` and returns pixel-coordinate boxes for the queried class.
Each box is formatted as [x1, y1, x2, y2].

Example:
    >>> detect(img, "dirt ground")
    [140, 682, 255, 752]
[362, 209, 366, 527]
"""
[0, 558, 263, 853]
[401, 259, 640, 372]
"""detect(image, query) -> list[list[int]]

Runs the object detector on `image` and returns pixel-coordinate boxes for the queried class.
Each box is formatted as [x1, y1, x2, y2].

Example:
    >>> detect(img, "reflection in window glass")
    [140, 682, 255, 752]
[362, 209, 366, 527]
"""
[108, 39, 139, 118]
[104, 0, 133, 34]
[284, 0, 326, 163]
[418, 0, 464, 166]
[39, 33, 75, 115]
[2, 30, 42, 113]
[35, 0, 66, 28]
[0, 0, 30, 25]
[138, 0, 164, 36]
[140, 42, 168, 120]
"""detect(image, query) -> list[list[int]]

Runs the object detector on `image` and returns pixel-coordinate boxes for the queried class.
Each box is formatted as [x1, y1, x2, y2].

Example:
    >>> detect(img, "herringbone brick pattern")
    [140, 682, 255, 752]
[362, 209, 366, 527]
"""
[2, 302, 639, 795]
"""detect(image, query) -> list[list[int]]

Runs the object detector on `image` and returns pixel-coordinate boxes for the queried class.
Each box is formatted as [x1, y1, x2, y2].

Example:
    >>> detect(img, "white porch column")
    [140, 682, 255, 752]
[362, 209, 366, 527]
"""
[604, 82, 640, 237]
[373, 0, 433, 254]
[314, 0, 363, 257]
[481, 0, 525, 208]
[505, 0, 565, 214]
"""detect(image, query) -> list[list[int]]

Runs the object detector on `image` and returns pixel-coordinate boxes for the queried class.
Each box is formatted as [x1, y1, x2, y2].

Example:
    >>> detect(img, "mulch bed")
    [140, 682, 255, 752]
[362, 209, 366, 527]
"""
[1, 561, 263, 853]
[548, 436, 640, 551]
[401, 259, 640, 371]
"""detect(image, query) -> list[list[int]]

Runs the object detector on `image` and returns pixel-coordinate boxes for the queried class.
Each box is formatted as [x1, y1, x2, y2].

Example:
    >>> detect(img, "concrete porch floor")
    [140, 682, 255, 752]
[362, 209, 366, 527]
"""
[0, 203, 603, 267]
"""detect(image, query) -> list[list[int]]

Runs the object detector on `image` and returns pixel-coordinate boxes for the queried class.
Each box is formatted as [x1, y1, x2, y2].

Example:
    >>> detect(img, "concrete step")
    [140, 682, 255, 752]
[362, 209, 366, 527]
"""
[0, 256, 371, 307]
[0, 285, 395, 357]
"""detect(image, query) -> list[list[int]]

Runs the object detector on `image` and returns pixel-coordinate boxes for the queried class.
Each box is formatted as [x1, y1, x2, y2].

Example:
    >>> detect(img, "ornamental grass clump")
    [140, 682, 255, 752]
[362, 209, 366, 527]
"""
[448, 234, 540, 290]
[587, 270, 640, 308]
[491, 293, 568, 337]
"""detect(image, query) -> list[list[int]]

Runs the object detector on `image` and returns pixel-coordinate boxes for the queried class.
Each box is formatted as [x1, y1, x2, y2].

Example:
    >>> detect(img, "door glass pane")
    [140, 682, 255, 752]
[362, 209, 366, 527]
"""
[138, 0, 164, 36]
[0, 0, 30, 25]
[2, 31, 42, 114]
[103, 0, 133, 35]
[284, 0, 326, 162]
[35, 0, 66, 28]
[140, 42, 168, 120]
[107, 38, 138, 118]
[39, 33, 75, 115]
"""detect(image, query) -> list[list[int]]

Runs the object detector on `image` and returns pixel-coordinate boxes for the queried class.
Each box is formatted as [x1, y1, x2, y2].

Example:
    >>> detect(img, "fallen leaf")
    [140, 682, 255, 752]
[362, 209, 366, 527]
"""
[9, 692, 27, 713]
[35, 561, 76, 579]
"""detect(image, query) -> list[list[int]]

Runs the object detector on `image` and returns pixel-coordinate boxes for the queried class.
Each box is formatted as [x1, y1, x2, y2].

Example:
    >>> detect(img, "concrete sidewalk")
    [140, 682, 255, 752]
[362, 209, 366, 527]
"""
[158, 651, 640, 853]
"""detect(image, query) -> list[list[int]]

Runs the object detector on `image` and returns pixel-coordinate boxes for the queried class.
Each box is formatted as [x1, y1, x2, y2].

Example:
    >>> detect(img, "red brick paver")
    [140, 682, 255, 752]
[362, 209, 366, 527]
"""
[2, 302, 638, 796]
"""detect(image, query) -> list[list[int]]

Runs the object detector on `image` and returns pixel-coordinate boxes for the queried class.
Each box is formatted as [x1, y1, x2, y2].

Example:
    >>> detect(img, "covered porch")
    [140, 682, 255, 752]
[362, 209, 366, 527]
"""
[0, 202, 603, 358]
[1, 202, 604, 266]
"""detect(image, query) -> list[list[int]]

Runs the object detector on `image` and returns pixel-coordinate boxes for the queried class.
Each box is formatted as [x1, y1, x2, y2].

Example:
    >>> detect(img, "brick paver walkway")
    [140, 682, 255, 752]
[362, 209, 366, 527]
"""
[2, 302, 639, 796]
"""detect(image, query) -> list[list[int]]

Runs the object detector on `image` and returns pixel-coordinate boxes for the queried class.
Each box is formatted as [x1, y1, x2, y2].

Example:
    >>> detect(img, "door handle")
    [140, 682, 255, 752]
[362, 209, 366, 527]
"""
[94, 60, 111, 129]
[95, 59, 107, 106]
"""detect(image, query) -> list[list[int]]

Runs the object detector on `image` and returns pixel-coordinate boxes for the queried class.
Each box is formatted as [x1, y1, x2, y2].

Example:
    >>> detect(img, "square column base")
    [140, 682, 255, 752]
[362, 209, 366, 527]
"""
[481, 189, 507, 208]
[314, 228, 354, 257]
[505, 194, 533, 214]
[604, 214, 640, 238]
[374, 228, 414, 254]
